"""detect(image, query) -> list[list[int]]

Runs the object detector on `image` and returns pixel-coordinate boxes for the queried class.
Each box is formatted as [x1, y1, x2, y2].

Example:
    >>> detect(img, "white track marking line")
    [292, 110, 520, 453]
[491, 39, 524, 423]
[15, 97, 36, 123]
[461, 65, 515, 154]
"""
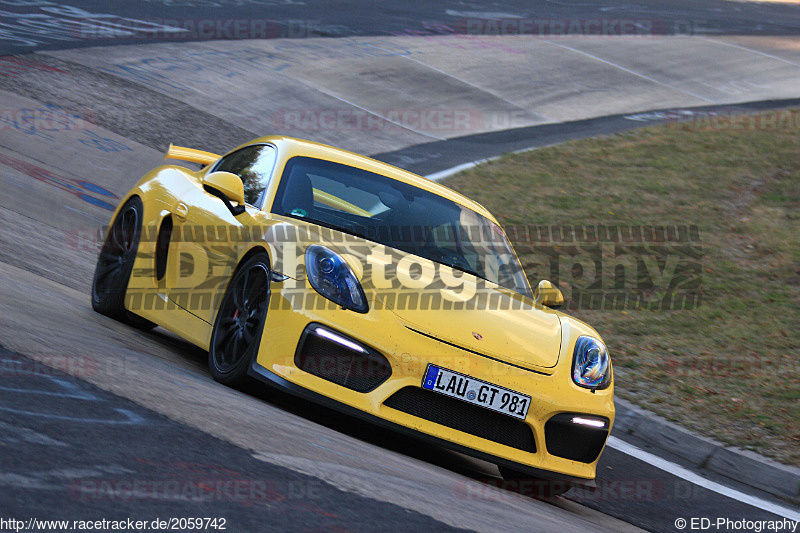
[299, 83, 446, 141]
[538, 40, 717, 104]
[425, 142, 563, 181]
[607, 436, 800, 522]
[697, 36, 800, 68]
[426, 160, 485, 181]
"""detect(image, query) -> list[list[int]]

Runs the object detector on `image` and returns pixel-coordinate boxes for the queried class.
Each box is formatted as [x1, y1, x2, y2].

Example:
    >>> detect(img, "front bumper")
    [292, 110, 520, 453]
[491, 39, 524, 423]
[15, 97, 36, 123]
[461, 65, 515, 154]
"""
[251, 286, 614, 485]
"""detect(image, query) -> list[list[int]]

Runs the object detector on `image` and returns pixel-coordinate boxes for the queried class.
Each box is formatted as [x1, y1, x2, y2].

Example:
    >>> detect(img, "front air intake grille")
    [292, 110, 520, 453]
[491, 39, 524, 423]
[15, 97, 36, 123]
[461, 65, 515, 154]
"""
[383, 387, 536, 453]
[544, 413, 609, 463]
[294, 325, 391, 393]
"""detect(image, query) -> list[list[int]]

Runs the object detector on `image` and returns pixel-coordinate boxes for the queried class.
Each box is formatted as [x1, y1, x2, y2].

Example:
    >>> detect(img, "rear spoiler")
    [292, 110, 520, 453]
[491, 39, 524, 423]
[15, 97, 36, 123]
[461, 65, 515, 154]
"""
[164, 143, 220, 166]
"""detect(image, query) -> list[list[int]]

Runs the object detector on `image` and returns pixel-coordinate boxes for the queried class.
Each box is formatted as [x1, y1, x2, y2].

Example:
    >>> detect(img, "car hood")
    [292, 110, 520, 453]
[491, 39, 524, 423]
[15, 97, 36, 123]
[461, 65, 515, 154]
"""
[381, 285, 563, 371]
[268, 219, 563, 371]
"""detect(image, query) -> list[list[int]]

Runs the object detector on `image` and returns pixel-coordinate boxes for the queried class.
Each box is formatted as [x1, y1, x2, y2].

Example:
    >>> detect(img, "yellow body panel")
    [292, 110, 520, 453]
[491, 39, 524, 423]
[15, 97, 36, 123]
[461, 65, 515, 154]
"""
[255, 287, 613, 480]
[164, 143, 220, 166]
[109, 136, 614, 483]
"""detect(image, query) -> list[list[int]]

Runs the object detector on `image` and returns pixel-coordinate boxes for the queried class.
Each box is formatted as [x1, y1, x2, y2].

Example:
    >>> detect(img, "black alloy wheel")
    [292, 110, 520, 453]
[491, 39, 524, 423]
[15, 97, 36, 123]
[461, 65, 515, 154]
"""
[209, 253, 271, 388]
[91, 196, 155, 330]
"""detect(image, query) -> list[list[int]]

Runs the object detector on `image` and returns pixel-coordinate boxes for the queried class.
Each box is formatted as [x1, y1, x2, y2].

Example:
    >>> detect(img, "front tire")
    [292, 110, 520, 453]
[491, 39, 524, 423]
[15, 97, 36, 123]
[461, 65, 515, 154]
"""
[91, 196, 155, 330]
[208, 253, 271, 389]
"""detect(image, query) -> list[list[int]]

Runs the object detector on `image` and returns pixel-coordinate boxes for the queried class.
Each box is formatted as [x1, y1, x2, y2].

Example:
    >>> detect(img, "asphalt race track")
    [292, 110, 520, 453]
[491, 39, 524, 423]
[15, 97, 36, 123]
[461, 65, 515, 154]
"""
[2, 0, 800, 54]
[0, 347, 473, 532]
[1, 1, 799, 532]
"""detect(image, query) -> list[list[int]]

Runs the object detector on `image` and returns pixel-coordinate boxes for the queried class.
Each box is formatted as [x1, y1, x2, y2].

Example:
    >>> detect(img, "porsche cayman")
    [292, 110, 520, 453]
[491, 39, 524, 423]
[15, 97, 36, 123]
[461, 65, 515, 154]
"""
[91, 136, 614, 494]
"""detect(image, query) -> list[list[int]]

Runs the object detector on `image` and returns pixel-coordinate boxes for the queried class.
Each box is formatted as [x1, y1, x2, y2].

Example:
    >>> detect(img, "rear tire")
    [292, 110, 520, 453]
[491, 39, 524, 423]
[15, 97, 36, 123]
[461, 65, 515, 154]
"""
[498, 465, 572, 499]
[208, 253, 271, 389]
[91, 196, 156, 330]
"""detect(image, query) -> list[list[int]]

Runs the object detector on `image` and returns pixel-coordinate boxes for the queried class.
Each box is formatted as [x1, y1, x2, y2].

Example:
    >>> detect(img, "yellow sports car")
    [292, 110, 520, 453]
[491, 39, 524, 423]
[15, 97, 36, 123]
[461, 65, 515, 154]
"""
[91, 136, 614, 495]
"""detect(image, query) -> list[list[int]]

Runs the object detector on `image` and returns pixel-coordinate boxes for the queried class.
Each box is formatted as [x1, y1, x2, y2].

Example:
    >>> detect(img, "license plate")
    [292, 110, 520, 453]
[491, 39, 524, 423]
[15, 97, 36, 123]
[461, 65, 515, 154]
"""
[422, 364, 530, 420]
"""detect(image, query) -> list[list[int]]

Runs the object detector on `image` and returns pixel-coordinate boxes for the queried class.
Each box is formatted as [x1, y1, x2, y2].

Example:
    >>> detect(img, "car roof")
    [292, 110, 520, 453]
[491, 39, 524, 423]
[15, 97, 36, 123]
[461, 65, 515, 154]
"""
[240, 135, 499, 225]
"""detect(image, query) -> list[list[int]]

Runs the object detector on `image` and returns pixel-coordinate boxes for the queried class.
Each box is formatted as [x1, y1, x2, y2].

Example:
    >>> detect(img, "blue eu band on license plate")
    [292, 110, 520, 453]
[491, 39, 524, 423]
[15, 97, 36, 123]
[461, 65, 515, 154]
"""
[422, 364, 530, 420]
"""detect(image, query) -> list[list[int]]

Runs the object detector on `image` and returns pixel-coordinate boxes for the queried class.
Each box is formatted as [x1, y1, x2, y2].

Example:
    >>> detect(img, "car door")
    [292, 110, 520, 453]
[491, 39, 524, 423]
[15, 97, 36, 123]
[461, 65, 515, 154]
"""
[164, 144, 277, 327]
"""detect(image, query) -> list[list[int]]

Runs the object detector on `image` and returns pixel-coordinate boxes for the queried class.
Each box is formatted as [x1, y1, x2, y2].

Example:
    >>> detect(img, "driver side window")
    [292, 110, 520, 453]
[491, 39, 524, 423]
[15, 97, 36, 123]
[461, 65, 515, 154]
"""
[213, 144, 276, 207]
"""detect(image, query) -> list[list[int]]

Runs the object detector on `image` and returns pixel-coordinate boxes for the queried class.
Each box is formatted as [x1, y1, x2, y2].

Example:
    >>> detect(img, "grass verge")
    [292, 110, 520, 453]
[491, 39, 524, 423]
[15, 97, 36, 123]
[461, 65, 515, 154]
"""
[443, 110, 800, 466]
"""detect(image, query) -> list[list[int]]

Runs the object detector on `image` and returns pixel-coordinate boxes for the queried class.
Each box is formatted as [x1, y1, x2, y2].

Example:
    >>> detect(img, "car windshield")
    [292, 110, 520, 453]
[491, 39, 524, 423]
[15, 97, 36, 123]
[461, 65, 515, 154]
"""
[272, 156, 532, 298]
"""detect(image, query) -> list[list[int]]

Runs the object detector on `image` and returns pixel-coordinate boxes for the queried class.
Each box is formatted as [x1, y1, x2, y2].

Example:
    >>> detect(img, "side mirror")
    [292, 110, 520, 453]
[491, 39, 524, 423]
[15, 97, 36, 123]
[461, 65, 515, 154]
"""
[533, 280, 564, 309]
[204, 171, 246, 215]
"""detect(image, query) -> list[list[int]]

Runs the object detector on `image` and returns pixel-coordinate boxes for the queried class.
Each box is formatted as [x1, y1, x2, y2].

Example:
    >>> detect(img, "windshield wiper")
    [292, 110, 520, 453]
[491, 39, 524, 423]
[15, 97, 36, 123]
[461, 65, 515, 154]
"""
[437, 261, 487, 282]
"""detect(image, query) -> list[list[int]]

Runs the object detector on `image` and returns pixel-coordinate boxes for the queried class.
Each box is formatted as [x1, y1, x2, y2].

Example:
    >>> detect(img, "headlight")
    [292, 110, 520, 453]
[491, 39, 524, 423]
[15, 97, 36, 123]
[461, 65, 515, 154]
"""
[572, 336, 611, 390]
[305, 245, 368, 313]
